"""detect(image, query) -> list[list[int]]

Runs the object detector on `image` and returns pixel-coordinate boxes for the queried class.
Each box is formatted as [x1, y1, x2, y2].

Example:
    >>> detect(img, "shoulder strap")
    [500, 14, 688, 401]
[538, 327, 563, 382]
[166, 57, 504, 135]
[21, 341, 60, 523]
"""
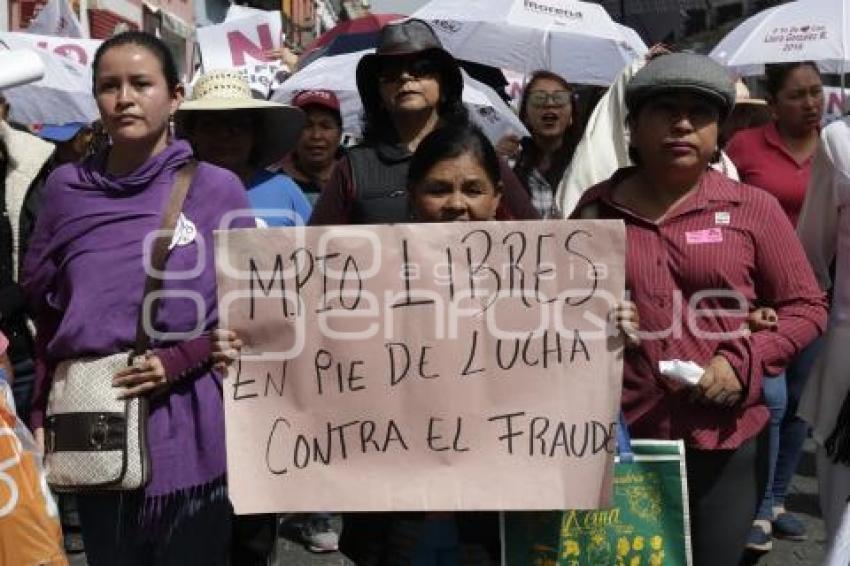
[347, 146, 370, 202]
[133, 160, 198, 357]
[617, 412, 633, 463]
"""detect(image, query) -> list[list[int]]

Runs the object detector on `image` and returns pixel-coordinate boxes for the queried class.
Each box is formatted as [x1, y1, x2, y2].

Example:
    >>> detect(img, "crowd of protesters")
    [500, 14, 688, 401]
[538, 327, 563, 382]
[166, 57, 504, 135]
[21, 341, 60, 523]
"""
[1, 14, 849, 566]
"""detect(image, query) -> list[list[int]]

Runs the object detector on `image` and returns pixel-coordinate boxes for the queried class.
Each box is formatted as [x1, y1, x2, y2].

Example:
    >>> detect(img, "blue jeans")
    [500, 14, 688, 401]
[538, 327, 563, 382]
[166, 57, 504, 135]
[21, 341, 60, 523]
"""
[755, 338, 823, 519]
[773, 339, 823, 508]
[757, 373, 787, 519]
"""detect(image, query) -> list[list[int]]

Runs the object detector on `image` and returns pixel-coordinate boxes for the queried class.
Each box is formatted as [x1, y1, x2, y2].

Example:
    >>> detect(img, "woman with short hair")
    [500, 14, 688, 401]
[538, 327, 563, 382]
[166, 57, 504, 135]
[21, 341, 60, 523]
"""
[571, 52, 827, 566]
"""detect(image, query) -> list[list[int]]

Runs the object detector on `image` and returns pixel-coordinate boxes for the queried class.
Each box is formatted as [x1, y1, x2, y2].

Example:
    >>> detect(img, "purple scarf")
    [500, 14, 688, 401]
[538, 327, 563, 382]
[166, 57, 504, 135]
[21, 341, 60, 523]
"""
[24, 141, 253, 509]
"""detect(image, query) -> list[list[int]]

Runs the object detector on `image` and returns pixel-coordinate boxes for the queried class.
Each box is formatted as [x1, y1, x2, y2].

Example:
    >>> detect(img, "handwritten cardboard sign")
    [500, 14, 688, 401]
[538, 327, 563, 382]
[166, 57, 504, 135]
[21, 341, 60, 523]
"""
[196, 10, 282, 98]
[215, 220, 626, 514]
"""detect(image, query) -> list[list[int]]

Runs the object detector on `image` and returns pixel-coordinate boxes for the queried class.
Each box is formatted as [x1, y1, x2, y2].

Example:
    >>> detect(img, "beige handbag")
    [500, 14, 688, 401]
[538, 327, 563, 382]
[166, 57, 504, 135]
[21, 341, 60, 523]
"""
[44, 162, 197, 492]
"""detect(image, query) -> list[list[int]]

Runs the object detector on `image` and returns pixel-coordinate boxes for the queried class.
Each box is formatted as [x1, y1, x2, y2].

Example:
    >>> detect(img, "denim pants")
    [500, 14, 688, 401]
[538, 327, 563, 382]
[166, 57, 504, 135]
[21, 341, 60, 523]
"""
[774, 339, 823, 507]
[756, 338, 823, 519]
[757, 373, 787, 519]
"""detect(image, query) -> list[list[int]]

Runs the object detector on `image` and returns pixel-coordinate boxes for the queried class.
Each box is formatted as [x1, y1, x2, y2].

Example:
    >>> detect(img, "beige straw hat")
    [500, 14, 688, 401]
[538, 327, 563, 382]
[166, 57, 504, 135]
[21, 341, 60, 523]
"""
[735, 80, 768, 106]
[176, 69, 305, 167]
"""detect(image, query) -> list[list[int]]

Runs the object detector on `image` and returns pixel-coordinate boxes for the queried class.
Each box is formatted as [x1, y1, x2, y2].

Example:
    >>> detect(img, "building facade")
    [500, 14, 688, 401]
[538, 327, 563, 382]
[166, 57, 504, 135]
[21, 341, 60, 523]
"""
[9, 0, 194, 75]
[281, 0, 316, 47]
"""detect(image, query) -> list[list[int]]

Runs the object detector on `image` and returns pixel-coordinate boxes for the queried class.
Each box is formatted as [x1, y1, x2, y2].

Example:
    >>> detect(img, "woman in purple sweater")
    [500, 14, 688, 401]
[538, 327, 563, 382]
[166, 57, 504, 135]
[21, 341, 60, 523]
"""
[23, 32, 254, 565]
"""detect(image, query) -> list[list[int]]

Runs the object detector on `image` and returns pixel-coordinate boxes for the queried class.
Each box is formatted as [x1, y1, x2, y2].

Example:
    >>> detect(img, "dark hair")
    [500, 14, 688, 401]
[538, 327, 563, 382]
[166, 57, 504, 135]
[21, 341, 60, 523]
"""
[180, 109, 267, 169]
[764, 61, 821, 100]
[515, 70, 582, 188]
[92, 31, 180, 93]
[362, 53, 469, 143]
[408, 124, 501, 191]
[0, 92, 8, 123]
[303, 104, 343, 131]
[721, 103, 772, 142]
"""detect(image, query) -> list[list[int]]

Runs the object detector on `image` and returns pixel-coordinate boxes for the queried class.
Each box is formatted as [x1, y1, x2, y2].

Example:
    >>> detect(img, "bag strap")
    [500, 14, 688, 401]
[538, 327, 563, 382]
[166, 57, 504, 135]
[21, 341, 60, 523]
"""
[132, 160, 198, 358]
[616, 412, 634, 463]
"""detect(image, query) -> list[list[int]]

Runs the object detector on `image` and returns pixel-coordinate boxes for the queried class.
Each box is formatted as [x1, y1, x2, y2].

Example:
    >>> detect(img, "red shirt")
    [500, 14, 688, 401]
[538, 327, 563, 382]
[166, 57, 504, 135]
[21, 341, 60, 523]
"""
[726, 122, 814, 226]
[574, 168, 827, 450]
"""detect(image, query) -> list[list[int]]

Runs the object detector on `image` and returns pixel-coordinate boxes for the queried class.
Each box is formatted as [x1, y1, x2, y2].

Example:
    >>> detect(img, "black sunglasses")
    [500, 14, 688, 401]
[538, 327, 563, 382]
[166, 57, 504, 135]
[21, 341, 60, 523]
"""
[378, 57, 441, 83]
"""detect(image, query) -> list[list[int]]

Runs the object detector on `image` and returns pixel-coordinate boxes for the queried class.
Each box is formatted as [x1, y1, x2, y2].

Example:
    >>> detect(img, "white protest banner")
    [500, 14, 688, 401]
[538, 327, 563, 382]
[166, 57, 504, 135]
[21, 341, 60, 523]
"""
[2, 32, 101, 66]
[26, 0, 83, 38]
[216, 220, 626, 514]
[225, 4, 269, 23]
[823, 86, 849, 124]
[196, 11, 282, 98]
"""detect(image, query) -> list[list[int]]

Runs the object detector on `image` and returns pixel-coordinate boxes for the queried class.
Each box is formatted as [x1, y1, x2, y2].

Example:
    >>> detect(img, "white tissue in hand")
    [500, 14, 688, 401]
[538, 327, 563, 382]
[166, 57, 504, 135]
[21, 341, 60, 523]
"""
[659, 360, 704, 386]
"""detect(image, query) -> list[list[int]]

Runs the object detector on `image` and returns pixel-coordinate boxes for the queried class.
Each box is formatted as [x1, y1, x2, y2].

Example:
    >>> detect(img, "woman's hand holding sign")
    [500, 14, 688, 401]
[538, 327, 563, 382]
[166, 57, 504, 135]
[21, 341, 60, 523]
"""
[212, 328, 243, 371]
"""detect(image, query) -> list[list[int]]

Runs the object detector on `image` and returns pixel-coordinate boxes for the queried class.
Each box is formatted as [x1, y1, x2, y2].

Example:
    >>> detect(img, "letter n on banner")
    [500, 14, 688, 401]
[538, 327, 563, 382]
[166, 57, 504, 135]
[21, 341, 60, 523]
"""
[227, 24, 274, 66]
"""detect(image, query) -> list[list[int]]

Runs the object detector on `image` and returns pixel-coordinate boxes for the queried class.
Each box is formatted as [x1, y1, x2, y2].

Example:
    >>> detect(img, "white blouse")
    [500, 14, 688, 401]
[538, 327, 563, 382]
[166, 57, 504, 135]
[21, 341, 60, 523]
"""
[797, 116, 850, 444]
[798, 117, 850, 322]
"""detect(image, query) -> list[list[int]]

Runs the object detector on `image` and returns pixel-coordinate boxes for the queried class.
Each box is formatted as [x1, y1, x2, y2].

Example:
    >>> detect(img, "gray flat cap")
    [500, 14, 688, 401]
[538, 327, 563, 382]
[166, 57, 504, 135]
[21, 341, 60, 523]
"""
[626, 53, 736, 118]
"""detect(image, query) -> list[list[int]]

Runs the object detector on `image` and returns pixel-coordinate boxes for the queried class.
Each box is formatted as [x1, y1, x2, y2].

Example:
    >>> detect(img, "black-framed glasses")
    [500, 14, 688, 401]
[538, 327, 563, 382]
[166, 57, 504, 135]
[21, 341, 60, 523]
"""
[527, 90, 573, 107]
[378, 58, 441, 83]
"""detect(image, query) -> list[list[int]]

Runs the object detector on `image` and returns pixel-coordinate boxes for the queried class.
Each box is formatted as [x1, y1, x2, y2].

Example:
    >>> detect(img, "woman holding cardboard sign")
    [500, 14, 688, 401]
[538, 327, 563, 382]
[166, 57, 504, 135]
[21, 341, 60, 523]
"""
[570, 53, 828, 566]
[213, 123, 641, 564]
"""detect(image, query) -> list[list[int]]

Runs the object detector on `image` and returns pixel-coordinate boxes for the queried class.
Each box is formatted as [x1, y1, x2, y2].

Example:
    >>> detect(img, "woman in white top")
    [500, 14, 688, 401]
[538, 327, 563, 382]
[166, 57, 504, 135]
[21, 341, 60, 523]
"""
[796, 116, 850, 557]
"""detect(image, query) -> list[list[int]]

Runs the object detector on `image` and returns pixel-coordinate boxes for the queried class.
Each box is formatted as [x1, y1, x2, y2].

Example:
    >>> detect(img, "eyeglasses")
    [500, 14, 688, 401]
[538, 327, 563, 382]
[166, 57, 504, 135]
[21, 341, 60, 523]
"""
[527, 90, 573, 107]
[378, 58, 441, 83]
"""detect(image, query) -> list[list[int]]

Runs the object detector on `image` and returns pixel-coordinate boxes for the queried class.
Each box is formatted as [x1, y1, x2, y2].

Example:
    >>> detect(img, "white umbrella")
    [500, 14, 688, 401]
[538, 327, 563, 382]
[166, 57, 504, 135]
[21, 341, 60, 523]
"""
[710, 0, 850, 76]
[616, 23, 649, 60]
[412, 0, 645, 85]
[272, 49, 529, 143]
[0, 32, 98, 125]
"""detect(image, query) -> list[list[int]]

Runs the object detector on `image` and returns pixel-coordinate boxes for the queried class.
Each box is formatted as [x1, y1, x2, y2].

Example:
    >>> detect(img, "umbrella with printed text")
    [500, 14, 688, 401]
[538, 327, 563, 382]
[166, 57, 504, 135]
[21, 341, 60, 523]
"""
[710, 0, 850, 76]
[412, 0, 646, 85]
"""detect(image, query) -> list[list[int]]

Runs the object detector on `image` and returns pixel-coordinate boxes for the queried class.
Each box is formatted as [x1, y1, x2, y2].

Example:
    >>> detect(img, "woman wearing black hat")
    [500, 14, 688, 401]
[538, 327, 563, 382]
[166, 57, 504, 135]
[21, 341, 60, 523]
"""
[570, 53, 827, 566]
[307, 18, 537, 226]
